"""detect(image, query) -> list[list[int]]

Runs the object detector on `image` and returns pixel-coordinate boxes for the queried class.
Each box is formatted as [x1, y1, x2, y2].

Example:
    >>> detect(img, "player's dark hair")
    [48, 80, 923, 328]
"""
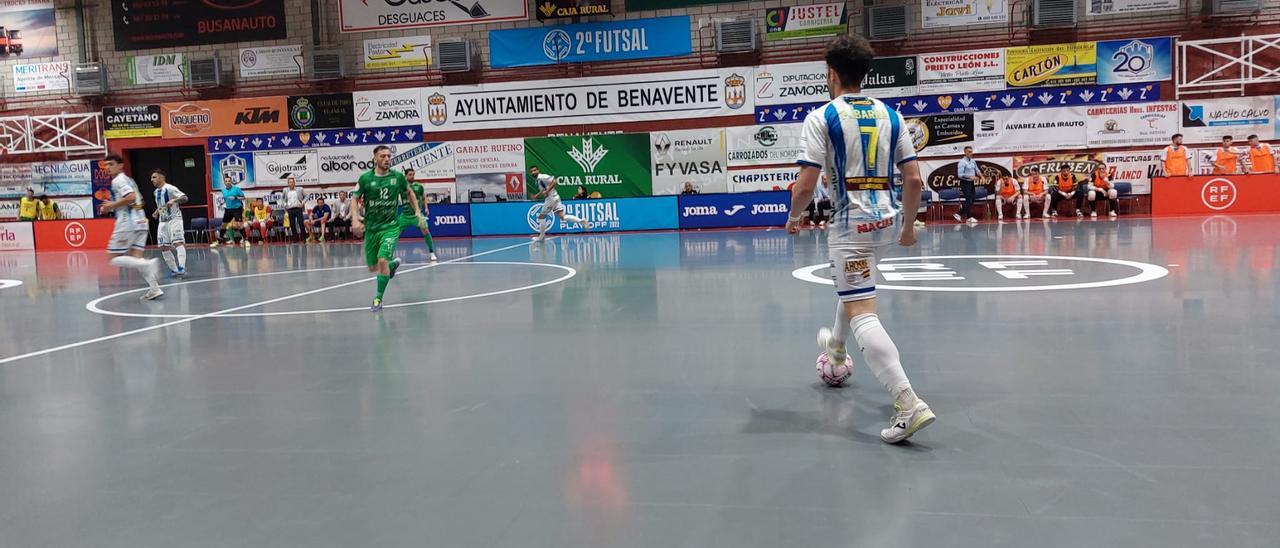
[373, 145, 392, 154]
[963, 146, 973, 152]
[103, 153, 124, 164]
[1172, 133, 1183, 140]
[824, 35, 874, 90]
[1248, 134, 1259, 140]
[1222, 135, 1233, 141]
[529, 165, 539, 171]
[404, 168, 415, 174]
[1031, 167, 1041, 173]
[151, 168, 166, 177]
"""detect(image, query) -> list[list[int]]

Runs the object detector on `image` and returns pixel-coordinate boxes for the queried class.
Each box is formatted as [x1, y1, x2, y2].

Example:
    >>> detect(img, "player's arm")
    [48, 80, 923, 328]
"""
[351, 180, 366, 234]
[787, 111, 828, 234]
[100, 190, 135, 213]
[404, 186, 426, 228]
[893, 112, 922, 246]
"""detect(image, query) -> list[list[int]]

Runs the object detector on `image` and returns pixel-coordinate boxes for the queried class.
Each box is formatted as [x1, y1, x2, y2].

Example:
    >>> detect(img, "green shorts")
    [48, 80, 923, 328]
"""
[398, 213, 425, 232]
[363, 225, 401, 267]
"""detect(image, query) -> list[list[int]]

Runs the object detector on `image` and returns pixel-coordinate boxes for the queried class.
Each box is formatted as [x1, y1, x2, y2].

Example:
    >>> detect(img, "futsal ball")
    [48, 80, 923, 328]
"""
[816, 352, 853, 387]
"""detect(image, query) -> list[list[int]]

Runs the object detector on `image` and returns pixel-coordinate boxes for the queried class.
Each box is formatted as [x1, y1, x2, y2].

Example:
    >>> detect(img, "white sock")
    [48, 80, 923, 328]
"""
[831, 302, 853, 354]
[175, 246, 186, 269]
[160, 248, 178, 272]
[537, 216, 548, 239]
[562, 214, 586, 226]
[111, 256, 158, 288]
[851, 313, 914, 403]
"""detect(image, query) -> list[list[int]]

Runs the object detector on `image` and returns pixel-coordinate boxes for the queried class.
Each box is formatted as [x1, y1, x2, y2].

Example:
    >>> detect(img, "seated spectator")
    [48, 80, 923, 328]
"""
[245, 198, 273, 243]
[1088, 165, 1119, 218]
[331, 191, 352, 239]
[680, 182, 699, 195]
[805, 180, 832, 227]
[1024, 168, 1051, 219]
[304, 197, 332, 243]
[1051, 165, 1084, 218]
[37, 195, 59, 220]
[572, 186, 589, 200]
[994, 174, 1024, 221]
[1247, 135, 1276, 174]
[18, 189, 37, 221]
[220, 217, 248, 248]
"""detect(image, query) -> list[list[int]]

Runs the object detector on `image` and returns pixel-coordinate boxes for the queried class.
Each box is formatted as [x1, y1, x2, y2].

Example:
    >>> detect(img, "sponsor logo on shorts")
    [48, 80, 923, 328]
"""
[856, 217, 895, 233]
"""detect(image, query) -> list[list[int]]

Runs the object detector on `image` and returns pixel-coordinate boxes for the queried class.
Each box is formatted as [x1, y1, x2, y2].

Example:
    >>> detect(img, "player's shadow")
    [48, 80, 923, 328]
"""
[742, 384, 933, 450]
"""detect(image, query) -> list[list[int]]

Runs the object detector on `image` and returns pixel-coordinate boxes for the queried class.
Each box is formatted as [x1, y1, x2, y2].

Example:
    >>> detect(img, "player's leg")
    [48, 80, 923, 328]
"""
[1016, 195, 1027, 219]
[1107, 188, 1119, 216]
[1073, 190, 1085, 217]
[371, 227, 402, 311]
[318, 220, 327, 242]
[420, 220, 437, 260]
[533, 210, 550, 242]
[821, 247, 933, 443]
[557, 208, 588, 230]
[156, 222, 178, 274]
[111, 232, 161, 299]
[304, 218, 315, 243]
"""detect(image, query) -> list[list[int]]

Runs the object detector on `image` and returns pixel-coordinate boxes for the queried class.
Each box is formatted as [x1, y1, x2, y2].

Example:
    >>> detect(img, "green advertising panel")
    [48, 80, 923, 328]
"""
[524, 134, 653, 198]
[625, 0, 740, 10]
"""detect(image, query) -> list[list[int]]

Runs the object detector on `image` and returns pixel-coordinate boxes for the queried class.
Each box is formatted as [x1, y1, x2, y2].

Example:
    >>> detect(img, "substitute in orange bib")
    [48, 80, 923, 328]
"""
[1213, 136, 1242, 175]
[1088, 165, 1118, 218]
[1052, 165, 1084, 218]
[1162, 133, 1193, 176]
[995, 173, 1024, 221]
[1025, 168, 1051, 219]
[1247, 135, 1276, 174]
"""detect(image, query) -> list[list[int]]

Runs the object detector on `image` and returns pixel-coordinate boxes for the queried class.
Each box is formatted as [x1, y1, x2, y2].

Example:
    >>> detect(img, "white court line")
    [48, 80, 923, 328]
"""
[0, 239, 537, 365]
[85, 262, 576, 319]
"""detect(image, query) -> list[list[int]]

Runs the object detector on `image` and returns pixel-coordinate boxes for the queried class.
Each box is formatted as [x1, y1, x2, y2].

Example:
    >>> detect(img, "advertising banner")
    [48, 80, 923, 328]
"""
[888, 82, 1160, 117]
[470, 196, 678, 236]
[1103, 150, 1162, 194]
[11, 61, 70, 94]
[764, 3, 847, 41]
[677, 190, 790, 229]
[1011, 153, 1103, 181]
[919, 157, 1011, 194]
[353, 89, 423, 128]
[239, 45, 302, 79]
[211, 186, 360, 217]
[454, 139, 525, 175]
[363, 35, 432, 70]
[317, 146, 376, 184]
[754, 102, 827, 125]
[162, 97, 289, 138]
[391, 142, 455, 180]
[1005, 42, 1097, 88]
[752, 61, 826, 107]
[457, 173, 523, 203]
[251, 150, 319, 187]
[423, 203, 471, 237]
[126, 53, 185, 85]
[288, 94, 355, 131]
[729, 167, 798, 193]
[0, 161, 93, 198]
[1152, 174, 1280, 215]
[0, 222, 34, 251]
[536, 0, 610, 20]
[489, 16, 692, 68]
[525, 134, 653, 198]
[918, 49, 1005, 94]
[1086, 102, 1178, 148]
[112, 0, 286, 50]
[922, 0, 1009, 28]
[37, 197, 94, 219]
[207, 125, 422, 153]
[1096, 37, 1172, 84]
[32, 218, 116, 251]
[864, 56, 919, 98]
[727, 124, 804, 167]
[339, 0, 526, 32]
[1180, 96, 1273, 144]
[211, 153, 254, 188]
[1088, 0, 1178, 16]
[914, 107, 1088, 156]
[906, 114, 975, 155]
[650, 129, 728, 195]
[103, 105, 162, 139]
[0, 0, 57, 58]
[421, 67, 750, 130]
[0, 202, 17, 219]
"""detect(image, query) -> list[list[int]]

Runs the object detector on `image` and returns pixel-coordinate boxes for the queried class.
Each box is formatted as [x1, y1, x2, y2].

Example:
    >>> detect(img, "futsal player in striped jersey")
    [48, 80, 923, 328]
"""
[150, 169, 189, 277]
[785, 35, 935, 444]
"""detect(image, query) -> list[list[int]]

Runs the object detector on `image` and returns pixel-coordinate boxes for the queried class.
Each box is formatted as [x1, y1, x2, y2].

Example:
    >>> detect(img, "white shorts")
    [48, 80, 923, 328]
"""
[830, 246, 878, 303]
[108, 229, 147, 254]
[541, 194, 564, 215]
[997, 195, 1021, 203]
[157, 219, 184, 246]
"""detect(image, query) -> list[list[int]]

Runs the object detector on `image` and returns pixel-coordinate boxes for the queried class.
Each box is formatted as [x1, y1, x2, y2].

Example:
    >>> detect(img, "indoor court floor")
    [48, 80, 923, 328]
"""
[0, 214, 1278, 547]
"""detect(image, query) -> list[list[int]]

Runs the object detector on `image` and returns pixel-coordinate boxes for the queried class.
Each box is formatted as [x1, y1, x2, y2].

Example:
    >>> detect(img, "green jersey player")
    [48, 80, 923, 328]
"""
[398, 168, 437, 262]
[354, 145, 426, 312]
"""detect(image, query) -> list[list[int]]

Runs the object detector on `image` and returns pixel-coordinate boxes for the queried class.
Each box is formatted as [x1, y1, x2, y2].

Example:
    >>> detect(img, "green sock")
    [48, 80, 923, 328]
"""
[376, 275, 389, 299]
[423, 231, 434, 252]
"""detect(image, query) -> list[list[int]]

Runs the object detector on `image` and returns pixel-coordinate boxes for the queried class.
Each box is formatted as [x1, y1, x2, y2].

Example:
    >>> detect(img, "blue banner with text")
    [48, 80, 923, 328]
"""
[489, 16, 692, 68]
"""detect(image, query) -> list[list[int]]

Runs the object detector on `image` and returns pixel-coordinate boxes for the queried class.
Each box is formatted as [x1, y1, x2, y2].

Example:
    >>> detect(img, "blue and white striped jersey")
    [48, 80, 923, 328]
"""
[153, 184, 186, 222]
[798, 95, 916, 246]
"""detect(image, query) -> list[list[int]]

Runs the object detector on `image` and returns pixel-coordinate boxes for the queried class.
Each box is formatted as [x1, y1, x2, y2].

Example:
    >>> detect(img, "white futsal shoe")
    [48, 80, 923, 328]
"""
[140, 287, 164, 301]
[880, 398, 936, 444]
[816, 327, 848, 366]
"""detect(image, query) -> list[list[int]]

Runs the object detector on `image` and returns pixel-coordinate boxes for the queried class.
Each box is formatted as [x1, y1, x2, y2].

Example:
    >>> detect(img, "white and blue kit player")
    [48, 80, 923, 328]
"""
[150, 169, 188, 277]
[785, 35, 934, 444]
[100, 155, 163, 301]
[528, 165, 589, 242]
